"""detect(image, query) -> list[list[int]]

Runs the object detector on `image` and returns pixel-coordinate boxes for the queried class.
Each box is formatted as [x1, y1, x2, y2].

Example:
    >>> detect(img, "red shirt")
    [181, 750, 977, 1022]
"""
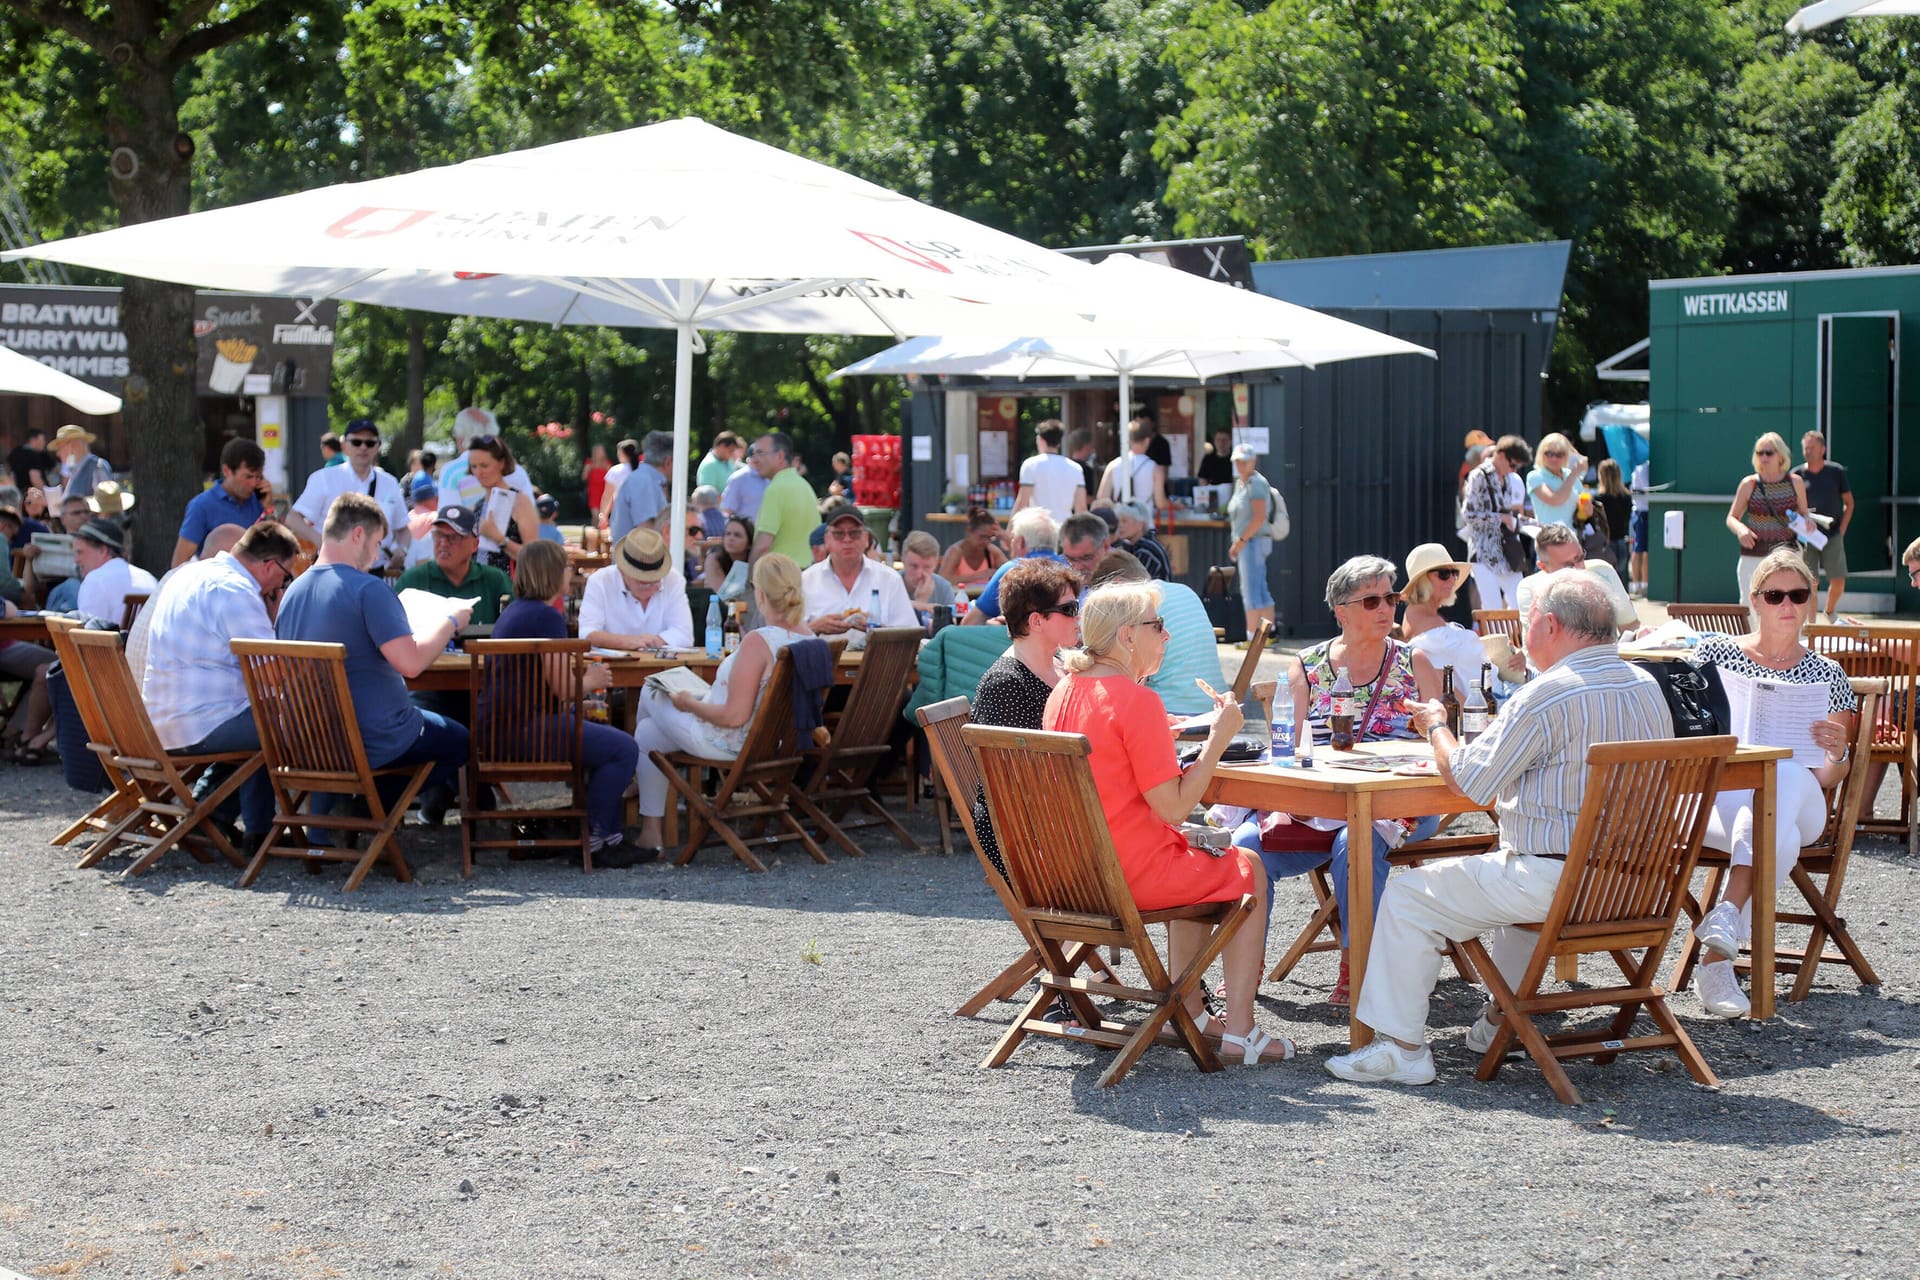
[585, 463, 611, 512]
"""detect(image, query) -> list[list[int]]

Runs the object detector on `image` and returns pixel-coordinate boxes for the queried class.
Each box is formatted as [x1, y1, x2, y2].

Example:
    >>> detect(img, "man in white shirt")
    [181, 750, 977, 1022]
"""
[608, 430, 673, 543]
[71, 519, 157, 622]
[1516, 522, 1638, 633]
[143, 520, 303, 839]
[595, 438, 638, 531]
[1011, 420, 1088, 525]
[285, 419, 409, 571]
[801, 502, 917, 635]
[578, 526, 694, 651]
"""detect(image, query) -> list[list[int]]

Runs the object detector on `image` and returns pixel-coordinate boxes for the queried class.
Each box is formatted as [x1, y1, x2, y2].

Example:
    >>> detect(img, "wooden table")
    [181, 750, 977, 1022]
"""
[0, 613, 53, 646]
[406, 645, 875, 696]
[1203, 738, 1790, 1047]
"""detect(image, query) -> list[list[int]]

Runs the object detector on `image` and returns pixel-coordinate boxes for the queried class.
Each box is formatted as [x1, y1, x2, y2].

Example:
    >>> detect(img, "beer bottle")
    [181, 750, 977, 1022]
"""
[1329, 665, 1356, 752]
[1479, 662, 1499, 728]
[1440, 666, 1462, 739]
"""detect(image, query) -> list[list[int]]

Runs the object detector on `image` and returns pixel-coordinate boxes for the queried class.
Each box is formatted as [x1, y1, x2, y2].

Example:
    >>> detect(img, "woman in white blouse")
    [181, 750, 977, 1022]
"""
[1396, 542, 1487, 684]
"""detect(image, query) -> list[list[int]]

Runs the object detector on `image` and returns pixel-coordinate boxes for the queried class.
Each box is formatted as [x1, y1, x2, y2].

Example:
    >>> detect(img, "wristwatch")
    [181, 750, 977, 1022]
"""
[1425, 722, 1447, 744]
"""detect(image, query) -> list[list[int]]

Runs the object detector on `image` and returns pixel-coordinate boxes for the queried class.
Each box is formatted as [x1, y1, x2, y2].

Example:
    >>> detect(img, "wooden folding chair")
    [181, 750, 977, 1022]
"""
[1462, 736, 1735, 1105]
[1806, 624, 1920, 853]
[1472, 609, 1522, 647]
[120, 592, 151, 631]
[653, 648, 829, 872]
[230, 639, 432, 892]
[1227, 617, 1273, 700]
[917, 697, 1118, 1018]
[64, 629, 259, 876]
[41, 617, 141, 849]
[1666, 603, 1752, 636]
[1672, 679, 1886, 1004]
[964, 723, 1256, 1086]
[462, 638, 593, 876]
[794, 627, 923, 858]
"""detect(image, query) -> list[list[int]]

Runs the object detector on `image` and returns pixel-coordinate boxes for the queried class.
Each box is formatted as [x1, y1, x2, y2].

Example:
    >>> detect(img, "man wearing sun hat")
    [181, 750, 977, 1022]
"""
[579, 525, 693, 652]
[52, 424, 114, 500]
[394, 503, 513, 626]
[71, 517, 157, 622]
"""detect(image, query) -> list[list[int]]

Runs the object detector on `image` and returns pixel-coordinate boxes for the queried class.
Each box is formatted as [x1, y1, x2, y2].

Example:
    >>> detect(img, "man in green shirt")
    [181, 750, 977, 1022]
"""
[748, 431, 821, 566]
[394, 504, 513, 624]
[696, 430, 744, 492]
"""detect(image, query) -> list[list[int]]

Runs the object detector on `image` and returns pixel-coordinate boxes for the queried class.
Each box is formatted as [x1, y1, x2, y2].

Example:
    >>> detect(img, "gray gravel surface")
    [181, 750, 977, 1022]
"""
[3, 761, 1918, 1279]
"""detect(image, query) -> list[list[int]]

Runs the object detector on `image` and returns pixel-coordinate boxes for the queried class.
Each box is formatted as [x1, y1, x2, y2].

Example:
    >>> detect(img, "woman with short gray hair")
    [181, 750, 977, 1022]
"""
[1112, 502, 1172, 581]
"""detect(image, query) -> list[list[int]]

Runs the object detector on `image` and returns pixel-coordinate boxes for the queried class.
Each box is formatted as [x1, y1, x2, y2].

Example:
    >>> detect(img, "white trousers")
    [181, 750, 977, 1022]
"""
[1353, 849, 1563, 1046]
[1735, 553, 1763, 599]
[1700, 760, 1828, 929]
[630, 687, 739, 818]
[1471, 561, 1522, 612]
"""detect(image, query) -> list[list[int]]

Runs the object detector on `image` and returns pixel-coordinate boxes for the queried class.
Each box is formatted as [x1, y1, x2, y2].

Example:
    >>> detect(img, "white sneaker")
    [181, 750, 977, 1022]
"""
[1696, 959, 1751, 1019]
[1696, 900, 1744, 961]
[1326, 1038, 1437, 1086]
[1465, 1009, 1503, 1055]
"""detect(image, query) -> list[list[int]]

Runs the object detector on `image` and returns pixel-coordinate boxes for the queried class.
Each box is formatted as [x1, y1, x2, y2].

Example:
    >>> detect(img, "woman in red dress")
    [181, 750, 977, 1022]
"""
[1043, 580, 1294, 1066]
[583, 443, 612, 514]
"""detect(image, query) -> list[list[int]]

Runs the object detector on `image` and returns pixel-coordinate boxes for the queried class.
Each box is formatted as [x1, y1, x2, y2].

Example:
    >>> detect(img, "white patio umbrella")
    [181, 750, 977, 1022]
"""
[0, 343, 123, 415]
[1787, 0, 1920, 32]
[833, 255, 1436, 500]
[1, 117, 1176, 563]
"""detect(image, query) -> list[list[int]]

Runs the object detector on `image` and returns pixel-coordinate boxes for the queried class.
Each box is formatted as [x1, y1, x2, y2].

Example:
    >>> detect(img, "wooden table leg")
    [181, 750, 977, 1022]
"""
[1346, 790, 1375, 1051]
[1750, 758, 1777, 1020]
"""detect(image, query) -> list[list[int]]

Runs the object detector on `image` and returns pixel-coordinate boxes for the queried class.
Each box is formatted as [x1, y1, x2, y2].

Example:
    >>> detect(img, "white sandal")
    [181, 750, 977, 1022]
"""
[1218, 1026, 1296, 1065]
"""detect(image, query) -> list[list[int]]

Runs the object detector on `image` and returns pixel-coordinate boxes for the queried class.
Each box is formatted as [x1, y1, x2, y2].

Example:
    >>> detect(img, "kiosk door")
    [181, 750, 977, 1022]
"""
[1819, 312, 1899, 575]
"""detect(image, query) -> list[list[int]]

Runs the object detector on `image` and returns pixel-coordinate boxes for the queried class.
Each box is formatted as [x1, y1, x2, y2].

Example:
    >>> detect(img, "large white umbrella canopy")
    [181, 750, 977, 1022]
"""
[2, 116, 1179, 561]
[833, 255, 1436, 500]
[1786, 0, 1920, 31]
[0, 343, 123, 415]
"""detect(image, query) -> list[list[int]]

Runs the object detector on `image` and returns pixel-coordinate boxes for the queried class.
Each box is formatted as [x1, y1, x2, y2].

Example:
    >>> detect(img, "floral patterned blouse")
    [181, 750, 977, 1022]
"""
[1299, 639, 1422, 740]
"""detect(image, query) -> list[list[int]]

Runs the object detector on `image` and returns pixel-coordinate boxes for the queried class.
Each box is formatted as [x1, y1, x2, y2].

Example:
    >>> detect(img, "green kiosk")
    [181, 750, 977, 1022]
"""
[1648, 265, 1916, 609]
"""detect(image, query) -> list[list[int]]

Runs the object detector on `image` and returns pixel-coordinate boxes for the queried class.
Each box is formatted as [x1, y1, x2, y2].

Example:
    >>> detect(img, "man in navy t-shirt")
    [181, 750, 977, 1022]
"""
[275, 490, 472, 827]
[174, 437, 268, 566]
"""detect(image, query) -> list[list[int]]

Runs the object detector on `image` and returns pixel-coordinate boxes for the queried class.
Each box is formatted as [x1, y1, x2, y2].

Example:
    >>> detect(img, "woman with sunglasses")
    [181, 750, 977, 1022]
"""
[1685, 546, 1857, 1019]
[1727, 431, 1813, 598]
[1042, 580, 1293, 1065]
[1235, 555, 1445, 1003]
[1396, 542, 1487, 683]
[1526, 432, 1586, 529]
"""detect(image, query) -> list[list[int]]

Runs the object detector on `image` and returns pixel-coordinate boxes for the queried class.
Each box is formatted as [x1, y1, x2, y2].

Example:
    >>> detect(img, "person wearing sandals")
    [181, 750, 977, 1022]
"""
[1232, 556, 1446, 1005]
[1326, 572, 1670, 1086]
[1685, 546, 1856, 1019]
[1042, 580, 1294, 1065]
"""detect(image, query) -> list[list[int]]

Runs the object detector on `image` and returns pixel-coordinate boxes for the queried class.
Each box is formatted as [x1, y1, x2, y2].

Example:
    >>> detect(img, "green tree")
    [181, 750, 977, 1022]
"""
[1823, 22, 1920, 267]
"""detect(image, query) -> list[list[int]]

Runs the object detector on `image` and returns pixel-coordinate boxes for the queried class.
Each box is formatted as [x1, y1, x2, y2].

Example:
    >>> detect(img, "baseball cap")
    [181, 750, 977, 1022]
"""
[1229, 443, 1258, 462]
[432, 504, 480, 538]
[820, 500, 865, 528]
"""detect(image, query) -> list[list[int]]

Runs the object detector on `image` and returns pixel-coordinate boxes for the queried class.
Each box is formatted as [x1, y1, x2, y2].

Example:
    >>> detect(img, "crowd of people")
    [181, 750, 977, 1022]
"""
[0, 410, 1896, 1089]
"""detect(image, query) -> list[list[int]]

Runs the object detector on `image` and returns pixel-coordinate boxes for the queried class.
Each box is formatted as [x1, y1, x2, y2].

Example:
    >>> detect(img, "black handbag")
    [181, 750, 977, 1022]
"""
[1201, 565, 1246, 644]
[1499, 523, 1529, 574]
[1641, 658, 1731, 738]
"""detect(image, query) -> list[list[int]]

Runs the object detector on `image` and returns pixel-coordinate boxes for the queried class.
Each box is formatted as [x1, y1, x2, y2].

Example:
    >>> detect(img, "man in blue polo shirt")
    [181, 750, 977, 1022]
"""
[173, 438, 267, 566]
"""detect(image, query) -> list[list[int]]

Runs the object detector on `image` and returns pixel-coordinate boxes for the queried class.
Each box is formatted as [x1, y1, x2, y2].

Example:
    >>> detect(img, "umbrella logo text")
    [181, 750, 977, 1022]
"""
[326, 206, 436, 240]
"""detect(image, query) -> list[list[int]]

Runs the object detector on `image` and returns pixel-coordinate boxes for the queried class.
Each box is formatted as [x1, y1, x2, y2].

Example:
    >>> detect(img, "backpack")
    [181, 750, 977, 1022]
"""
[1257, 476, 1290, 541]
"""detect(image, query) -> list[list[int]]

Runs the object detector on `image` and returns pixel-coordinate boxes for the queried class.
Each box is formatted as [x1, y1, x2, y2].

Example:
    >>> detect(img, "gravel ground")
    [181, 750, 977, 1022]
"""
[3, 749, 1919, 1280]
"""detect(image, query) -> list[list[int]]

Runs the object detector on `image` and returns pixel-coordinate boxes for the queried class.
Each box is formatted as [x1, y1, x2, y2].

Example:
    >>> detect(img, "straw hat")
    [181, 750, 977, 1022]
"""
[53, 424, 96, 446]
[615, 526, 670, 581]
[1402, 542, 1471, 590]
[73, 517, 124, 553]
[1463, 430, 1493, 448]
[86, 480, 136, 516]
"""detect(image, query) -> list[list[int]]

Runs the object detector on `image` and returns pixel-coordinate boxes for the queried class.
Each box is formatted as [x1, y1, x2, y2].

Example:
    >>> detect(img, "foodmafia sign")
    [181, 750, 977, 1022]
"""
[1680, 288, 1791, 319]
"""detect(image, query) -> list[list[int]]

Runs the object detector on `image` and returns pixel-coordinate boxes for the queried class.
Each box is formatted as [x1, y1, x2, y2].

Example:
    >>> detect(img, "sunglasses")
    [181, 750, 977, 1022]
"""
[1134, 616, 1167, 634]
[468, 434, 499, 449]
[345, 437, 380, 448]
[1037, 599, 1081, 619]
[1756, 587, 1811, 606]
[1428, 567, 1460, 581]
[1337, 594, 1396, 612]
[1754, 448, 1777, 457]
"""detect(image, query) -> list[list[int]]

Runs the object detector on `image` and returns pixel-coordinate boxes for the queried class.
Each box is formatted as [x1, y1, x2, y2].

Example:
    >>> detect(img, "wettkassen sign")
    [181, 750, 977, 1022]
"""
[0, 284, 337, 398]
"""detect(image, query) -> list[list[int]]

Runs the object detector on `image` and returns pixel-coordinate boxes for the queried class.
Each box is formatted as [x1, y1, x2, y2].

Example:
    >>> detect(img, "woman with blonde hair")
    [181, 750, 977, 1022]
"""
[1526, 432, 1585, 528]
[628, 553, 815, 854]
[1041, 580, 1294, 1065]
[1726, 431, 1813, 598]
[1685, 545, 1856, 1018]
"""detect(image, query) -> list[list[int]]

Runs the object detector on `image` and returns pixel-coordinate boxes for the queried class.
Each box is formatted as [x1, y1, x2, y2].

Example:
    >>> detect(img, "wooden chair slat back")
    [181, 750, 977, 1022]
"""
[1552, 737, 1733, 931]
[1666, 603, 1753, 636]
[45, 618, 113, 749]
[827, 628, 922, 758]
[1229, 618, 1273, 700]
[463, 638, 589, 770]
[1473, 610, 1522, 646]
[727, 648, 798, 775]
[120, 592, 151, 631]
[963, 724, 1141, 934]
[916, 697, 983, 839]
[1806, 625, 1920, 752]
[67, 629, 163, 764]
[229, 639, 364, 779]
[1816, 679, 1885, 849]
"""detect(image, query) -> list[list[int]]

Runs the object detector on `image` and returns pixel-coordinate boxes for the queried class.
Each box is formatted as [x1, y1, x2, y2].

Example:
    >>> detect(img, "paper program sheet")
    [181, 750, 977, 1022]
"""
[398, 588, 477, 635]
[1719, 667, 1830, 767]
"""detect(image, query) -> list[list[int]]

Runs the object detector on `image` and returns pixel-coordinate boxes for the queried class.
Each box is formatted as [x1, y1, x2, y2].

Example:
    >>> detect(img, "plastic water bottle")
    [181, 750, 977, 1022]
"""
[705, 595, 724, 660]
[1270, 692, 1296, 767]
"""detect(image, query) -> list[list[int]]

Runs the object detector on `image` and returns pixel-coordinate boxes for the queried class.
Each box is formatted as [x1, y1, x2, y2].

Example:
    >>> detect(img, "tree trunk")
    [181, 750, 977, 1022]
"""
[572, 354, 591, 461]
[399, 314, 426, 458]
[105, 33, 198, 576]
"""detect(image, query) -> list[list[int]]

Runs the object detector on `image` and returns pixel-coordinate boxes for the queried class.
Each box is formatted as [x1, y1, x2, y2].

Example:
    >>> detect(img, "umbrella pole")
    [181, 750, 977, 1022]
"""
[1116, 368, 1133, 502]
[669, 318, 695, 572]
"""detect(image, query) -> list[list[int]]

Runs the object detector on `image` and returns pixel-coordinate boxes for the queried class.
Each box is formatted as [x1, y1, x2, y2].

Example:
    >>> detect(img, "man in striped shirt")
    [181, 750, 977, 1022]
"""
[1327, 571, 1671, 1086]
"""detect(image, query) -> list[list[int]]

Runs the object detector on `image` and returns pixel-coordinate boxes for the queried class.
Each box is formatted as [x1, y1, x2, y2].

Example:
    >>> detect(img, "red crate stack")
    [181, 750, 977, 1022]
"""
[851, 434, 902, 509]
